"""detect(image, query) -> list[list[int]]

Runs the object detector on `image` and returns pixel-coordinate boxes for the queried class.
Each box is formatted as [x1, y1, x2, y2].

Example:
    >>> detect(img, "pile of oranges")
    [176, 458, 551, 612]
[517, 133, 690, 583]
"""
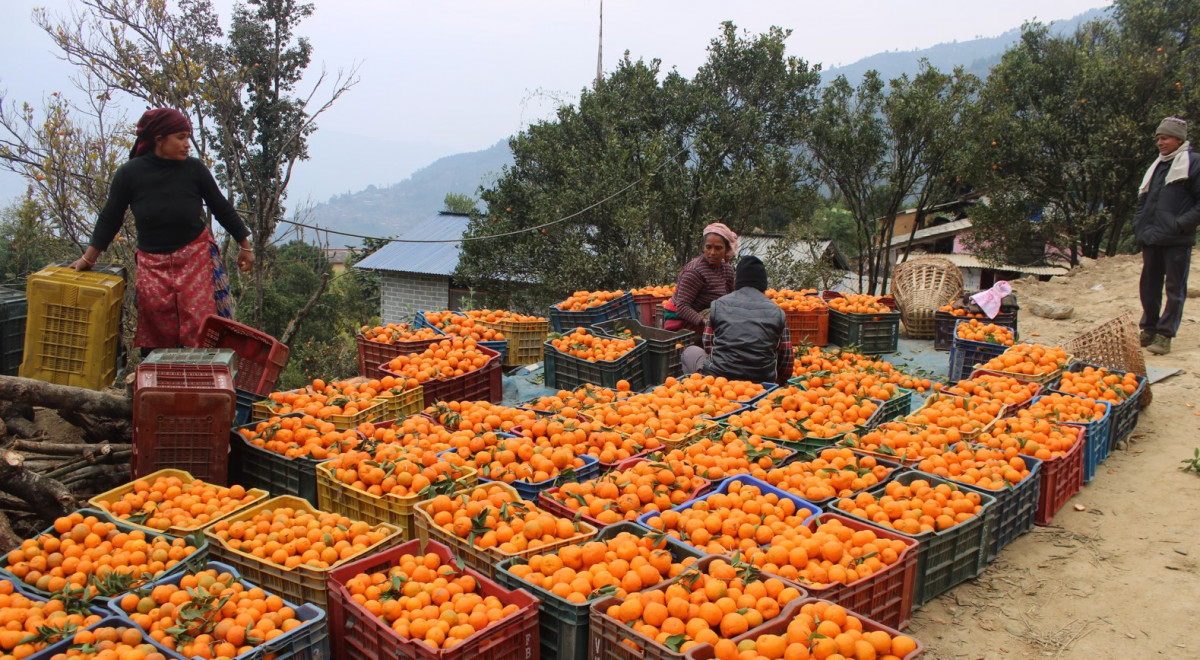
[767, 289, 827, 312]
[423, 483, 588, 555]
[360, 323, 443, 344]
[337, 551, 524, 650]
[1025, 393, 1109, 423]
[94, 475, 260, 532]
[793, 347, 934, 393]
[324, 444, 473, 498]
[729, 387, 879, 440]
[600, 557, 805, 654]
[238, 415, 361, 460]
[544, 459, 708, 525]
[426, 401, 537, 434]
[631, 285, 675, 297]
[384, 337, 493, 382]
[938, 301, 989, 318]
[0, 580, 102, 658]
[1055, 366, 1140, 402]
[978, 344, 1070, 376]
[462, 309, 546, 324]
[548, 328, 639, 362]
[442, 435, 589, 485]
[833, 478, 985, 534]
[4, 511, 200, 597]
[260, 377, 387, 420]
[641, 480, 813, 555]
[740, 515, 911, 589]
[955, 319, 1015, 346]
[556, 290, 626, 311]
[847, 421, 960, 463]
[116, 567, 307, 659]
[47, 625, 164, 660]
[977, 417, 1082, 460]
[828, 294, 893, 314]
[945, 373, 1040, 407]
[206, 505, 392, 570]
[709, 600, 918, 660]
[423, 311, 506, 342]
[644, 432, 792, 481]
[917, 441, 1033, 489]
[903, 395, 1006, 435]
[507, 531, 697, 602]
[750, 447, 896, 503]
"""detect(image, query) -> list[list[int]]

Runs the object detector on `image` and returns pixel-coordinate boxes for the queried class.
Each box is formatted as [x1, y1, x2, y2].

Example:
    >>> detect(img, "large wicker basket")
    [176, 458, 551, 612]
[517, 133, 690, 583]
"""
[1063, 310, 1152, 407]
[890, 256, 964, 338]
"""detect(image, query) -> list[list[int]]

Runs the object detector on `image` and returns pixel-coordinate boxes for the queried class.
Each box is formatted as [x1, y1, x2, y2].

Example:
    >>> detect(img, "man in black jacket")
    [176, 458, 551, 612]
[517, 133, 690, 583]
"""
[1133, 116, 1200, 355]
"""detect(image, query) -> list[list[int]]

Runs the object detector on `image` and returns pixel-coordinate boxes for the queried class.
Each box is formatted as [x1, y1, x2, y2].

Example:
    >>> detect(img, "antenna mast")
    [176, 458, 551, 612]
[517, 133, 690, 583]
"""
[596, 0, 603, 84]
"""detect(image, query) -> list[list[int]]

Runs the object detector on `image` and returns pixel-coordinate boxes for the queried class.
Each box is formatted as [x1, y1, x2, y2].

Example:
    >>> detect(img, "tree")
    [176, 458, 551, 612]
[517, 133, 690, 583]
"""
[443, 193, 477, 215]
[0, 197, 76, 282]
[456, 23, 821, 309]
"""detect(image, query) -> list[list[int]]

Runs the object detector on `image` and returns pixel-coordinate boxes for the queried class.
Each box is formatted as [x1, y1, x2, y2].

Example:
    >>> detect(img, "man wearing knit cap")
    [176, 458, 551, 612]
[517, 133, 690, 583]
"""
[680, 256, 792, 385]
[1132, 116, 1200, 355]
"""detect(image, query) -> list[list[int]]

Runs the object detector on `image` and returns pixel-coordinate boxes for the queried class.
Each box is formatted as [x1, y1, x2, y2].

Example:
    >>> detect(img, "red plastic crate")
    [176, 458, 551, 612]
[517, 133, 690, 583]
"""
[326, 539, 540, 660]
[133, 363, 235, 485]
[356, 334, 443, 380]
[785, 308, 829, 346]
[198, 315, 289, 397]
[1034, 425, 1086, 525]
[633, 294, 671, 328]
[380, 346, 502, 407]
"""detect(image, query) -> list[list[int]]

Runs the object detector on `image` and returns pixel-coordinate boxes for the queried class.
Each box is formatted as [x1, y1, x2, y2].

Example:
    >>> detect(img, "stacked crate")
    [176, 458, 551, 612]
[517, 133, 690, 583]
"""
[133, 362, 235, 485]
[20, 264, 125, 390]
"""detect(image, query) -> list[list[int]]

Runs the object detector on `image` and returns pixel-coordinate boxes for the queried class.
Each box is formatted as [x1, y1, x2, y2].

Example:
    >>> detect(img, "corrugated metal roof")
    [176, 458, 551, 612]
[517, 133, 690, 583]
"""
[936, 252, 1070, 276]
[352, 214, 471, 276]
[887, 218, 973, 247]
[738, 235, 851, 270]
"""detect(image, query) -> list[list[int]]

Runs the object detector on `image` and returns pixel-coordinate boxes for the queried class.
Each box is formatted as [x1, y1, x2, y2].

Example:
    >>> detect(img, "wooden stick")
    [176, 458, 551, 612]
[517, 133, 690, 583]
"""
[0, 375, 132, 419]
[0, 451, 75, 519]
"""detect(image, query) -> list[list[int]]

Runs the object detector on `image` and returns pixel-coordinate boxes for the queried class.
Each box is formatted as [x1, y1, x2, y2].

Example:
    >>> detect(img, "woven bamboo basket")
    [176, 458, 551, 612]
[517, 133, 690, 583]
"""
[1063, 310, 1152, 407]
[890, 256, 964, 338]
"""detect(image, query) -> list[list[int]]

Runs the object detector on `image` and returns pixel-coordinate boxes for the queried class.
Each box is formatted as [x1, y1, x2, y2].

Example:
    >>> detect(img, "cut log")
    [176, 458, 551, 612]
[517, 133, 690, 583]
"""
[0, 451, 75, 519]
[56, 410, 132, 444]
[0, 376, 132, 419]
[0, 511, 19, 554]
[12, 440, 131, 456]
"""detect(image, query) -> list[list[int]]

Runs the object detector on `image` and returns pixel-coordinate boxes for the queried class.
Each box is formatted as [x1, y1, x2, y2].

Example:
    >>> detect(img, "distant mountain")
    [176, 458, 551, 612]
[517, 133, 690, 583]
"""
[306, 8, 1109, 247]
[304, 140, 512, 247]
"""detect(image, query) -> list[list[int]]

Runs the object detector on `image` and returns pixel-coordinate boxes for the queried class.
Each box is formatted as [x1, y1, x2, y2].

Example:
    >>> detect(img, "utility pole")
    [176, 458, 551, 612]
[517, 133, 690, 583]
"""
[596, 0, 603, 84]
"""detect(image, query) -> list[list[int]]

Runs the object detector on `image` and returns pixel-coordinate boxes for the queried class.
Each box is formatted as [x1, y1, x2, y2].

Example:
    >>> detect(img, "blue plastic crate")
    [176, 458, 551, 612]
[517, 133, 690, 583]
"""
[415, 310, 508, 364]
[1052, 362, 1148, 450]
[636, 474, 821, 546]
[948, 320, 1014, 382]
[439, 444, 601, 502]
[948, 450, 1042, 563]
[548, 292, 638, 333]
[104, 560, 330, 660]
[1029, 394, 1112, 484]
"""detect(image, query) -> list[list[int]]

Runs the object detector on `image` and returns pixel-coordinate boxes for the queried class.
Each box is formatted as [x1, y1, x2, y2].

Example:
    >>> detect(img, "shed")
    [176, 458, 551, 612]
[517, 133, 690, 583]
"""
[352, 212, 476, 323]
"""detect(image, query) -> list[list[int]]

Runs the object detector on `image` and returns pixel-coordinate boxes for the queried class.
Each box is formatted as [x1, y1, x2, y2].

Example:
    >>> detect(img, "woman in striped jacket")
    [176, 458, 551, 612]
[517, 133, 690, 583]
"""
[662, 223, 737, 338]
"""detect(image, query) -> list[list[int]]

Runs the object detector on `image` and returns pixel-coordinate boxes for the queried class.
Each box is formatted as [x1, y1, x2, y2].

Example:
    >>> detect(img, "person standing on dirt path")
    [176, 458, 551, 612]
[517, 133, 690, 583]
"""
[1133, 116, 1200, 356]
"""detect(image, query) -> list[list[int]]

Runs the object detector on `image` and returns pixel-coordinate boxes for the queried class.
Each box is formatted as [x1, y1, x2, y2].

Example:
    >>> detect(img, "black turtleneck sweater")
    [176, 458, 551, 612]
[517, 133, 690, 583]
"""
[89, 154, 251, 254]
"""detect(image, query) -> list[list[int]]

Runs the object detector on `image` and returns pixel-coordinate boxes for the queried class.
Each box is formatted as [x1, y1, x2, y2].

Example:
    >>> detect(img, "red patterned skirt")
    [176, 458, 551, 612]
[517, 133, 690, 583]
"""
[134, 229, 229, 349]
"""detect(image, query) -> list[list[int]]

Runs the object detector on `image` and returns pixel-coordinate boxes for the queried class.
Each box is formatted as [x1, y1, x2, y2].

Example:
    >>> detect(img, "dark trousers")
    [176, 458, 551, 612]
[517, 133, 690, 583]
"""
[1140, 244, 1192, 338]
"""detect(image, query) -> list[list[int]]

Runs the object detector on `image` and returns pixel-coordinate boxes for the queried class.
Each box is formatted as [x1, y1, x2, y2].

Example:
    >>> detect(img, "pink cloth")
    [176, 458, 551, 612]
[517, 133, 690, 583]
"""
[703, 222, 738, 259]
[970, 281, 1013, 319]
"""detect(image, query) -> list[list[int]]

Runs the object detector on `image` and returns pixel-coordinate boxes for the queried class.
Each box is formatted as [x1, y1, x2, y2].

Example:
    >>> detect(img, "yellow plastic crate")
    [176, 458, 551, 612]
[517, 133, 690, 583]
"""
[371, 385, 424, 422]
[202, 494, 403, 608]
[251, 394, 387, 430]
[315, 460, 477, 540]
[87, 468, 269, 537]
[480, 318, 549, 367]
[413, 482, 597, 579]
[20, 265, 124, 390]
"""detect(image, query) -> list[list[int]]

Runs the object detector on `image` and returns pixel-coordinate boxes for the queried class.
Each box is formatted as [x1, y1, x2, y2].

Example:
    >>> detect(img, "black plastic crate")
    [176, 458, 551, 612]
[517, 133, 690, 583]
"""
[948, 335, 1010, 382]
[829, 309, 901, 354]
[229, 418, 321, 505]
[591, 317, 693, 386]
[933, 293, 1020, 351]
[1052, 362, 1148, 451]
[0, 287, 26, 376]
[951, 452, 1042, 563]
[543, 335, 646, 392]
[878, 387, 914, 422]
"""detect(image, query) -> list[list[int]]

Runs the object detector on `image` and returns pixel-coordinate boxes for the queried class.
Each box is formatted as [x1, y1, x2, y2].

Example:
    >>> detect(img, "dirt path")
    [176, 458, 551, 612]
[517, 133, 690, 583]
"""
[909, 249, 1200, 658]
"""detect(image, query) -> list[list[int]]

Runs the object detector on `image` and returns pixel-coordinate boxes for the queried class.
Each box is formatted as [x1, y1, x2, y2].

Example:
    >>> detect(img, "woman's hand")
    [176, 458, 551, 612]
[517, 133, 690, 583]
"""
[71, 247, 101, 272]
[70, 257, 92, 272]
[237, 243, 254, 272]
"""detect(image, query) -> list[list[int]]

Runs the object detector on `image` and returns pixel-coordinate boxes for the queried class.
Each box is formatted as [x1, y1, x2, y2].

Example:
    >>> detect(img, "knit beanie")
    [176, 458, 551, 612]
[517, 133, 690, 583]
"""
[735, 255, 768, 292]
[1156, 116, 1187, 141]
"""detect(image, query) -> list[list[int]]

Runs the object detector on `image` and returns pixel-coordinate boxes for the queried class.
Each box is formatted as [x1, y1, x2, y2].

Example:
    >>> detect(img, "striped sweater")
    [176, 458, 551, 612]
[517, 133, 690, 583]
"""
[671, 256, 735, 327]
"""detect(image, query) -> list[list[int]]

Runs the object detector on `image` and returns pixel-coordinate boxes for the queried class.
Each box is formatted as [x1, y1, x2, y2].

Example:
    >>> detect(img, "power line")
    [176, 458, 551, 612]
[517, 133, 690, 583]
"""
[276, 147, 688, 244]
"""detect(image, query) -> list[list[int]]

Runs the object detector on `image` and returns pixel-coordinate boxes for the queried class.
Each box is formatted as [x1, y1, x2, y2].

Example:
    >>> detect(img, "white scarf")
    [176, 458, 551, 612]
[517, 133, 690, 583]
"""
[1139, 140, 1191, 194]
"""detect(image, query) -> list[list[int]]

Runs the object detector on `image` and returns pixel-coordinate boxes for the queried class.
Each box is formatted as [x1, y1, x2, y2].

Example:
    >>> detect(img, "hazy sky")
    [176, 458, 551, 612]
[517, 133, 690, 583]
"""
[0, 0, 1110, 208]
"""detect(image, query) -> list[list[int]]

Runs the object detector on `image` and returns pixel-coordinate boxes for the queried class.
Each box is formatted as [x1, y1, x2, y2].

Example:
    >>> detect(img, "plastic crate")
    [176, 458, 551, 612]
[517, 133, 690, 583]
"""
[0, 286, 27, 376]
[1029, 394, 1112, 483]
[0, 508, 207, 604]
[381, 345, 503, 407]
[592, 318, 694, 386]
[948, 320, 1014, 382]
[831, 471, 997, 606]
[20, 265, 124, 390]
[484, 317, 549, 367]
[785, 307, 830, 346]
[684, 597, 924, 660]
[198, 314, 289, 397]
[879, 387, 914, 422]
[1054, 362, 1148, 451]
[537, 462, 713, 530]
[416, 311, 510, 365]
[132, 363, 236, 485]
[653, 302, 665, 329]
[503, 453, 602, 501]
[589, 555, 810, 660]
[633, 293, 672, 327]
[88, 467, 269, 537]
[636, 475, 822, 541]
[946, 451, 1042, 563]
[549, 292, 638, 333]
[933, 294, 1020, 351]
[315, 458, 477, 541]
[828, 309, 901, 354]
[252, 394, 387, 431]
[327, 539, 540, 660]
[356, 333, 444, 380]
[372, 385, 424, 422]
[229, 422, 323, 506]
[32, 617, 149, 660]
[142, 347, 239, 380]
[414, 481, 598, 579]
[904, 394, 1007, 444]
[105, 560, 330, 660]
[496, 521, 703, 660]
[234, 388, 256, 427]
[1032, 426, 1086, 525]
[544, 335, 647, 392]
[203, 495, 403, 609]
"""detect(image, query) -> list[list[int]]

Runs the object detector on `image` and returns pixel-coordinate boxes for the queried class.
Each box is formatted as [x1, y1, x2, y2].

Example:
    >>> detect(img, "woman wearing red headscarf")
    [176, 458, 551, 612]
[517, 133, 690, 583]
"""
[662, 222, 737, 338]
[72, 108, 254, 352]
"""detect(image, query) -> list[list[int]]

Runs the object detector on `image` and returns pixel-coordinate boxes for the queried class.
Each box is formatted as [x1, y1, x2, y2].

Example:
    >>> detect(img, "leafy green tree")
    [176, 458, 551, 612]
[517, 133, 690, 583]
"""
[443, 193, 478, 215]
[456, 23, 821, 309]
[0, 197, 76, 282]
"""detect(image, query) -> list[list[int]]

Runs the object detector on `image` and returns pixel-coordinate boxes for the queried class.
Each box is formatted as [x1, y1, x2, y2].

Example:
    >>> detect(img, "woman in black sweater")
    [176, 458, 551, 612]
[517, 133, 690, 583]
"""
[73, 108, 254, 351]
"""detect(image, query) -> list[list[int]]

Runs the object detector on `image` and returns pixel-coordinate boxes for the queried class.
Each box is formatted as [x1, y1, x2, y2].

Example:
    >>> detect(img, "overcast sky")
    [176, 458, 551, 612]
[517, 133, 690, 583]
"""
[0, 0, 1109, 208]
